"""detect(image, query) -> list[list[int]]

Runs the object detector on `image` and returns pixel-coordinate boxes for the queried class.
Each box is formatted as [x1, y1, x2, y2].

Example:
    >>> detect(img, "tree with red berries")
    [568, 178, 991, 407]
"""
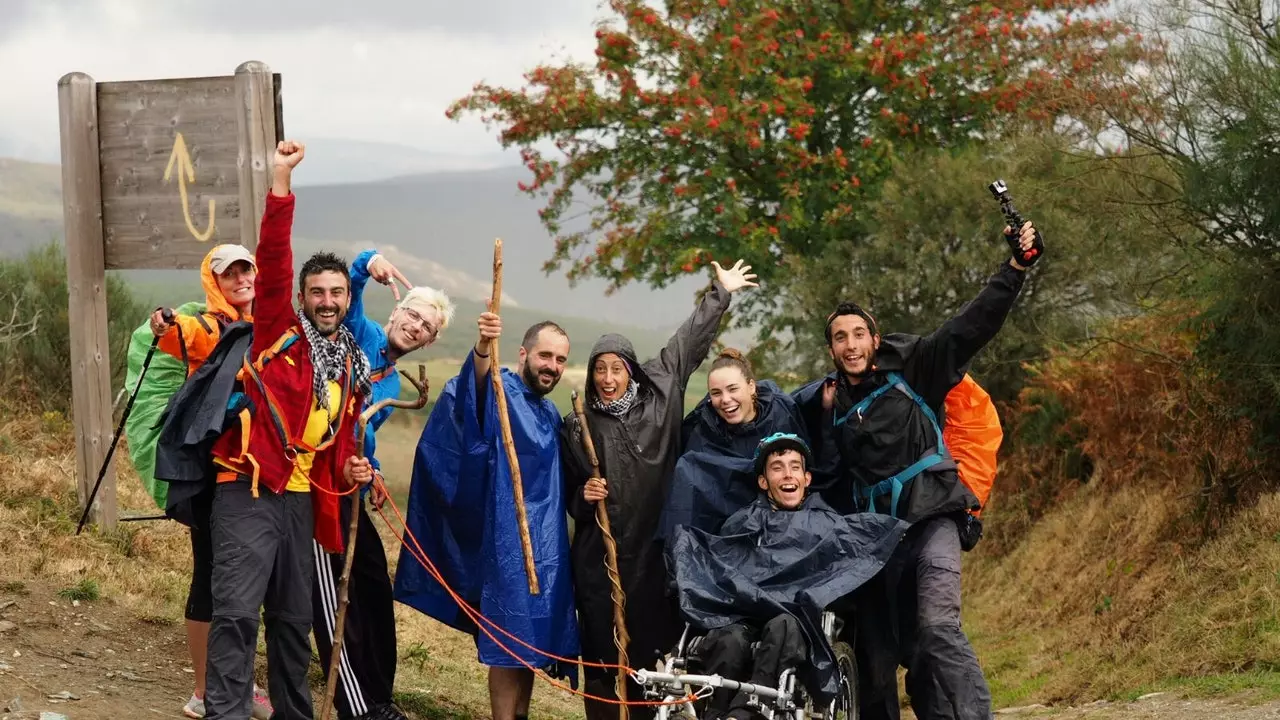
[449, 0, 1154, 354]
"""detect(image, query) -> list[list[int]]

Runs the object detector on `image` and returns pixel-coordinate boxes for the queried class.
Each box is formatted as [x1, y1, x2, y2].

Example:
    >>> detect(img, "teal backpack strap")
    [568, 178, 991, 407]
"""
[857, 372, 950, 519]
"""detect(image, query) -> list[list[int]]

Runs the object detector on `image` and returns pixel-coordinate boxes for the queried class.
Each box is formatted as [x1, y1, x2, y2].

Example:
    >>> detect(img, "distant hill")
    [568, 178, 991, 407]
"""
[0, 153, 711, 331]
[0, 158, 61, 249]
[290, 138, 511, 186]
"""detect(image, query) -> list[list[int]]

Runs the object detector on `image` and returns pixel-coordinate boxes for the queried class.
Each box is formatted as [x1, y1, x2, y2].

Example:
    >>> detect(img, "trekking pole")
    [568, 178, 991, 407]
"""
[488, 238, 540, 595]
[987, 179, 1043, 265]
[572, 390, 631, 718]
[76, 308, 174, 535]
[319, 365, 430, 720]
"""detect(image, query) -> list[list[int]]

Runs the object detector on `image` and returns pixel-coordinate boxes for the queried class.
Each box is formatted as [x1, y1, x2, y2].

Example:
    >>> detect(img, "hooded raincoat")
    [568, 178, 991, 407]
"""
[560, 282, 731, 719]
[657, 380, 809, 541]
[124, 246, 253, 510]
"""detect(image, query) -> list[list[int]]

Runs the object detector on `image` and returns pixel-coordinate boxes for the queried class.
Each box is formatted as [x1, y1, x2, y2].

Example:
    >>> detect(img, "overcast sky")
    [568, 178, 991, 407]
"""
[0, 0, 601, 164]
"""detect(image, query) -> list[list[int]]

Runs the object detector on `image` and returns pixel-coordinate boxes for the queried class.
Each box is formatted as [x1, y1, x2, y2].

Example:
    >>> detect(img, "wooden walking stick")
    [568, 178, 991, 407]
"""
[319, 365, 430, 720]
[571, 390, 630, 717]
[489, 238, 541, 595]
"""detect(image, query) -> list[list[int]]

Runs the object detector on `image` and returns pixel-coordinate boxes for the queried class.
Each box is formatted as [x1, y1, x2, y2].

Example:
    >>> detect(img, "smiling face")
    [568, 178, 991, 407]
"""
[708, 365, 757, 425]
[518, 328, 570, 397]
[828, 314, 880, 379]
[757, 449, 812, 510]
[298, 270, 350, 336]
[215, 260, 256, 312]
[387, 305, 441, 355]
[592, 352, 632, 403]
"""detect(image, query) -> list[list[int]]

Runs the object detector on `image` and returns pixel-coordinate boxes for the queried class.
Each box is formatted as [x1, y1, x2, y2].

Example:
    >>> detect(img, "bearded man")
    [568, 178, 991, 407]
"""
[394, 314, 580, 720]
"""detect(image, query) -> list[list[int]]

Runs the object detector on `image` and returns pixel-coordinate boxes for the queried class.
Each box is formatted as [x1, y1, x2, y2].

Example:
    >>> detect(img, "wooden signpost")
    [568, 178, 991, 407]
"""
[57, 61, 283, 529]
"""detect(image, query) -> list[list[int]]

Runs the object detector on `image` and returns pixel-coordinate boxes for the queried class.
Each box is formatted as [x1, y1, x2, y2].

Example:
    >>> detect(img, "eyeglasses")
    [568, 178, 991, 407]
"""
[402, 308, 439, 342]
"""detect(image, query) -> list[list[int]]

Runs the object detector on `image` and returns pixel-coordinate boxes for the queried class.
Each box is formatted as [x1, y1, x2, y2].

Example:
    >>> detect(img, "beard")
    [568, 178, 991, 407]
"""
[834, 348, 876, 380]
[303, 304, 346, 336]
[521, 362, 561, 397]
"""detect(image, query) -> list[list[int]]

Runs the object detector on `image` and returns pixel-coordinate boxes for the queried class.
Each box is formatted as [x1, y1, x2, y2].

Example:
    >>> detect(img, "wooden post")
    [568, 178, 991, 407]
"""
[234, 61, 278, 252]
[58, 72, 116, 530]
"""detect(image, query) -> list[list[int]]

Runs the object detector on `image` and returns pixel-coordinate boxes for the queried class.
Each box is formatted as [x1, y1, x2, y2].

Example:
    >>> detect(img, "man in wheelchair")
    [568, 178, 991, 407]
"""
[661, 434, 908, 719]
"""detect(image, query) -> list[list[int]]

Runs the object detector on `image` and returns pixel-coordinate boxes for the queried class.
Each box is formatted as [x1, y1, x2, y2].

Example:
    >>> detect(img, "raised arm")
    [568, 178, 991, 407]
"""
[656, 259, 757, 389]
[250, 141, 305, 358]
[907, 222, 1043, 405]
[343, 249, 383, 348]
[471, 309, 503, 426]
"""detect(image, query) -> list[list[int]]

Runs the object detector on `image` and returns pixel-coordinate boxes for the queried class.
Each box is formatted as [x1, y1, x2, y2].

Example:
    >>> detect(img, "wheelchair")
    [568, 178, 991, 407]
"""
[633, 611, 859, 719]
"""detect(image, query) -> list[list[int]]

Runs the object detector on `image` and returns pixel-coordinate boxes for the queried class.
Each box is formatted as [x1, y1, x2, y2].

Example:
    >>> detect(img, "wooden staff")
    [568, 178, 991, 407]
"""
[490, 238, 540, 595]
[320, 366, 430, 720]
[571, 390, 630, 716]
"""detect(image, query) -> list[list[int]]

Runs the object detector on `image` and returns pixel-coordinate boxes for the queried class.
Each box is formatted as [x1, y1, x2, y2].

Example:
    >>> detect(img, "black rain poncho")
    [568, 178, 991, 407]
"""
[561, 282, 732, 719]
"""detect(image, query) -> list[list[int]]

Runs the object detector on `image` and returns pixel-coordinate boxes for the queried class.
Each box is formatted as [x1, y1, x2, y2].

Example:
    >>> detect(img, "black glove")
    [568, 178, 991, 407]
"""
[1005, 224, 1045, 269]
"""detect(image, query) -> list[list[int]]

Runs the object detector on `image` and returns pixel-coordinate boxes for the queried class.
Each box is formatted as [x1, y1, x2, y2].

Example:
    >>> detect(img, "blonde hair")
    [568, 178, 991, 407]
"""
[398, 286, 457, 331]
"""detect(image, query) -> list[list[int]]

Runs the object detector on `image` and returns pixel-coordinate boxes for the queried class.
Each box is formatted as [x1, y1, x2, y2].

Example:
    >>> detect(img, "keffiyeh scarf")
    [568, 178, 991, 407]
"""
[298, 314, 372, 412]
[591, 379, 640, 417]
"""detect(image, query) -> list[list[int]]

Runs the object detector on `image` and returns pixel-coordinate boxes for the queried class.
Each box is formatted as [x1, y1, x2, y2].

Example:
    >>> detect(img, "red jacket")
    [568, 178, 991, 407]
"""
[211, 192, 364, 553]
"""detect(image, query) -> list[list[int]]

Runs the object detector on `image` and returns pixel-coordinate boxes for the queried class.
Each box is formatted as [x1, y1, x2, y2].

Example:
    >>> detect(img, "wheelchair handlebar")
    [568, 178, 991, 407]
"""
[633, 669, 786, 702]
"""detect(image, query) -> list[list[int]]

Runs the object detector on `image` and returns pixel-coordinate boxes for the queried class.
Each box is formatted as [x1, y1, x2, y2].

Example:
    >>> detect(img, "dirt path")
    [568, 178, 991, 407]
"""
[992, 694, 1280, 719]
[3, 578, 1279, 720]
[0, 579, 198, 720]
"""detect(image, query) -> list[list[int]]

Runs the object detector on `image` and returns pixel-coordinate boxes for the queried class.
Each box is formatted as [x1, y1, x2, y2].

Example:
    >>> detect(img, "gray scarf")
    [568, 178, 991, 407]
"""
[592, 379, 639, 417]
[298, 314, 372, 412]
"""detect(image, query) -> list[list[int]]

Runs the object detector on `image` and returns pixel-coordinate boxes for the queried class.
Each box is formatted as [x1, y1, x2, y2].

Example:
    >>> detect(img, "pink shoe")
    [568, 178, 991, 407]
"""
[251, 684, 273, 720]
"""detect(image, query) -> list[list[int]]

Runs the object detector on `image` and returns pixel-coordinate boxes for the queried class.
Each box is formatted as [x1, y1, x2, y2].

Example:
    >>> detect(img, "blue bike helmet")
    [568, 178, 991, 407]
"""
[753, 432, 813, 476]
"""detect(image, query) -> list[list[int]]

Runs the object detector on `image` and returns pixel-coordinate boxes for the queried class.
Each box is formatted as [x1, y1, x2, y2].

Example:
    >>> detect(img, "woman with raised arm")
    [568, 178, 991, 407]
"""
[561, 260, 757, 720]
[657, 348, 810, 541]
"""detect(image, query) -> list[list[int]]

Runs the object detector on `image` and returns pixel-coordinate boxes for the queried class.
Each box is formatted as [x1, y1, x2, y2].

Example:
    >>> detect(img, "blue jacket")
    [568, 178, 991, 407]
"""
[344, 249, 402, 476]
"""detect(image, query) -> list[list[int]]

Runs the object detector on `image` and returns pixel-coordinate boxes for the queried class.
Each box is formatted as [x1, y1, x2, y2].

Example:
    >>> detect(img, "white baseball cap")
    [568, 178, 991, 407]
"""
[209, 244, 256, 275]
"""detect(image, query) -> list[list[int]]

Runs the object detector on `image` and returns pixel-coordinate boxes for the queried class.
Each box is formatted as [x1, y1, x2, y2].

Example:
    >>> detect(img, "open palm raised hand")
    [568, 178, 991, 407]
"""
[711, 259, 759, 293]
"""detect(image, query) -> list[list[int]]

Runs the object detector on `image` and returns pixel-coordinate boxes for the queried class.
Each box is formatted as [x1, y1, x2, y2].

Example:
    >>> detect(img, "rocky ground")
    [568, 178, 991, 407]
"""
[2, 578, 1279, 720]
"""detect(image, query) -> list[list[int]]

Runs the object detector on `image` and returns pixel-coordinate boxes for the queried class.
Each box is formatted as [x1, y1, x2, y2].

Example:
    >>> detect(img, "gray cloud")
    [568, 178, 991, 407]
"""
[159, 0, 595, 38]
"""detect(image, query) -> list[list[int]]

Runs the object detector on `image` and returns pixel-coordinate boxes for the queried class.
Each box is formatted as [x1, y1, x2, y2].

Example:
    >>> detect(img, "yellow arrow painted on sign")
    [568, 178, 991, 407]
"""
[163, 132, 216, 242]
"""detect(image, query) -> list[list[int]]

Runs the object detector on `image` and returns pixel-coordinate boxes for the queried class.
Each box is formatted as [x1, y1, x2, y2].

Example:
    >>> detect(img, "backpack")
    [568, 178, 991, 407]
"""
[123, 300, 207, 511]
[943, 374, 1003, 518]
[152, 322, 302, 526]
[833, 371, 1003, 542]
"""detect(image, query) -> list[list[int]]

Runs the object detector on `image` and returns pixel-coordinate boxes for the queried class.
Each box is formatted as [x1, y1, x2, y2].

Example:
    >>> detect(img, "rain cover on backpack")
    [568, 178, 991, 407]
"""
[123, 301, 205, 511]
[943, 373, 1003, 517]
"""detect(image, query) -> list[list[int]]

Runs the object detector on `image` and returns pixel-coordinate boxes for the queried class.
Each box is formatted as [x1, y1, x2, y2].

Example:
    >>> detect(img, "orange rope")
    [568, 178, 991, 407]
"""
[373, 479, 698, 708]
[308, 478, 360, 497]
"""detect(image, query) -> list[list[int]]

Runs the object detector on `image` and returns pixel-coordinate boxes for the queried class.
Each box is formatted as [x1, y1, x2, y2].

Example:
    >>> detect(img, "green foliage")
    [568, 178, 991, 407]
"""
[57, 577, 101, 602]
[450, 0, 1153, 341]
[773, 134, 1188, 400]
[1121, 0, 1280, 444]
[0, 243, 149, 412]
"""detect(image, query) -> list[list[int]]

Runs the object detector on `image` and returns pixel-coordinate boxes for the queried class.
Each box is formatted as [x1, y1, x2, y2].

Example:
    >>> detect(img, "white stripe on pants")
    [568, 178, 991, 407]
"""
[314, 539, 369, 717]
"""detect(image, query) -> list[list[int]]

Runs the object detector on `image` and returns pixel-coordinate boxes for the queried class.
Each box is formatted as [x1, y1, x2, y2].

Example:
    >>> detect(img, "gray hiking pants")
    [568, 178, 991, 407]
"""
[855, 515, 992, 720]
[205, 480, 316, 720]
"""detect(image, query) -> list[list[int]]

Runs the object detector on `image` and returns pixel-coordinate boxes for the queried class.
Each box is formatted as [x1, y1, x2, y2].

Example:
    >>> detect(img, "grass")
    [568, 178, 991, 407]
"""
[962, 476, 1280, 708]
[6, 370, 1280, 716]
[57, 577, 102, 602]
[0, 403, 586, 720]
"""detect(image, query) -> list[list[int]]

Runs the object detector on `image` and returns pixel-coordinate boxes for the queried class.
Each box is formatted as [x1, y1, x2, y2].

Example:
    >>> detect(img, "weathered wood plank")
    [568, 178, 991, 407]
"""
[58, 71, 116, 529]
[96, 75, 252, 268]
[234, 62, 280, 252]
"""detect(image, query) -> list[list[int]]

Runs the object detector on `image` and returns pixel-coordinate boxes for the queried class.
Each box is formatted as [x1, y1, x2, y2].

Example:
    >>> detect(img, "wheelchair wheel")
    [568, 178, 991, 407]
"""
[832, 640, 859, 720]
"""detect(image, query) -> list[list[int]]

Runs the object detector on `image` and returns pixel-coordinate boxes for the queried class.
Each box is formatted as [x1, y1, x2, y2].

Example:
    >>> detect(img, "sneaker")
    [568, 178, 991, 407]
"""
[358, 703, 410, 720]
[182, 693, 206, 719]
[251, 684, 273, 720]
